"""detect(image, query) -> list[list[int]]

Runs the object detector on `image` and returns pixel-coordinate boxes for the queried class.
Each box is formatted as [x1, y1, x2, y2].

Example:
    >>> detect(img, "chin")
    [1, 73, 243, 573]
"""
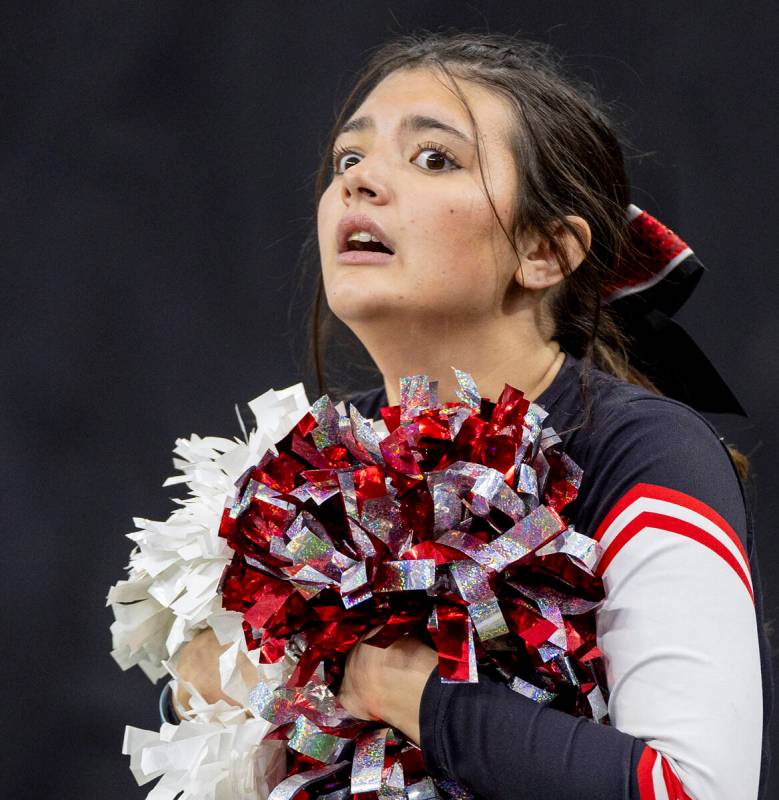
[325, 276, 399, 318]
[328, 296, 397, 326]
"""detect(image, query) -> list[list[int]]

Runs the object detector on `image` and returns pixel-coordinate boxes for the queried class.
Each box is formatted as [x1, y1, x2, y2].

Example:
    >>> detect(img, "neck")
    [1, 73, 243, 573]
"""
[349, 312, 564, 407]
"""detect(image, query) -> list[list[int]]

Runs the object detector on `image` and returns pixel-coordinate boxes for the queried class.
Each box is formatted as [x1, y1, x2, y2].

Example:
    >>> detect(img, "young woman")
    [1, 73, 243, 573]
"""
[170, 31, 772, 799]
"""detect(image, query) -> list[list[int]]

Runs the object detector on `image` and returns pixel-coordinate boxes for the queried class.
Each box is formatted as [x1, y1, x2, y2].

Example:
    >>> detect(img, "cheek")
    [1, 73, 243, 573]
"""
[317, 186, 344, 291]
[412, 198, 507, 292]
[316, 187, 336, 253]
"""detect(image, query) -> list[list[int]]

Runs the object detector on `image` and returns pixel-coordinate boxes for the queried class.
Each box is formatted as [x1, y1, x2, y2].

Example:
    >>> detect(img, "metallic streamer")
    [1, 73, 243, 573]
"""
[440, 616, 478, 683]
[287, 528, 338, 574]
[350, 727, 390, 794]
[304, 482, 340, 505]
[349, 404, 385, 464]
[268, 762, 349, 800]
[539, 425, 561, 451]
[535, 525, 602, 572]
[406, 777, 442, 800]
[373, 559, 436, 592]
[228, 477, 260, 519]
[558, 450, 583, 489]
[336, 470, 376, 559]
[289, 580, 323, 600]
[311, 395, 341, 451]
[448, 405, 472, 439]
[467, 597, 510, 641]
[319, 789, 351, 800]
[360, 494, 408, 557]
[536, 642, 562, 663]
[533, 596, 566, 649]
[377, 760, 406, 800]
[507, 675, 556, 704]
[515, 463, 539, 508]
[530, 447, 550, 499]
[515, 581, 602, 616]
[250, 674, 349, 730]
[281, 564, 335, 586]
[587, 684, 609, 723]
[338, 414, 376, 466]
[339, 558, 373, 607]
[287, 715, 350, 764]
[428, 379, 439, 408]
[400, 374, 430, 422]
[557, 653, 580, 685]
[485, 504, 564, 571]
[342, 583, 373, 608]
[435, 530, 493, 567]
[449, 559, 509, 640]
[269, 535, 294, 563]
[340, 559, 368, 594]
[453, 367, 481, 408]
[430, 474, 463, 532]
[254, 480, 297, 513]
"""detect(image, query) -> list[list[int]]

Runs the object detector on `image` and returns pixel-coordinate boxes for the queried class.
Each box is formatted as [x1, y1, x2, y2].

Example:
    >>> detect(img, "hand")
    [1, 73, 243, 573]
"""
[337, 624, 389, 721]
[174, 628, 257, 713]
[337, 625, 439, 744]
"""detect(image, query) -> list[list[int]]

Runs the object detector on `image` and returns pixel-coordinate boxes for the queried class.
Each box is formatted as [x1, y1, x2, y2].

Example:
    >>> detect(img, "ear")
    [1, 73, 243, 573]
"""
[514, 215, 591, 290]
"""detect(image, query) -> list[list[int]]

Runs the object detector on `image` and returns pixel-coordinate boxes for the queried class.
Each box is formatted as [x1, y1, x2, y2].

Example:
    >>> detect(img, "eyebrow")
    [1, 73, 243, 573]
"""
[337, 113, 473, 145]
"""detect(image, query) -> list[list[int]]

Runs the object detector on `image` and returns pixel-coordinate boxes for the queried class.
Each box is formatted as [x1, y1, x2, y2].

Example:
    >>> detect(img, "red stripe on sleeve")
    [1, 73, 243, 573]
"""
[636, 745, 657, 799]
[594, 483, 749, 568]
[595, 509, 754, 604]
[660, 754, 694, 799]
[592, 482, 646, 541]
[592, 483, 753, 604]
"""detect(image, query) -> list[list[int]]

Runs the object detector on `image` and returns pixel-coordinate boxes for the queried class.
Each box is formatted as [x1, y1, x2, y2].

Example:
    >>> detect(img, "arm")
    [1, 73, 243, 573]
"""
[156, 627, 258, 723]
[344, 398, 764, 799]
[346, 628, 645, 798]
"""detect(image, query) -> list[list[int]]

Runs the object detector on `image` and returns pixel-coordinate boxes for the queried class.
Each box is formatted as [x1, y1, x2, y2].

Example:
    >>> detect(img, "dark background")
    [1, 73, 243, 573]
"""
[2, 1, 777, 797]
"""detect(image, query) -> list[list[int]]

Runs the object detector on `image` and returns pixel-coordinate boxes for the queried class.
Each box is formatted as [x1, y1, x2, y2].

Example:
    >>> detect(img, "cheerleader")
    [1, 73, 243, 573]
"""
[167, 30, 772, 799]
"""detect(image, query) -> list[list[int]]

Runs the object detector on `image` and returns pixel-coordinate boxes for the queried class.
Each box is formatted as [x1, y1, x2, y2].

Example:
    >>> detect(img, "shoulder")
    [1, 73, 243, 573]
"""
[589, 376, 732, 469]
[564, 368, 749, 553]
[573, 363, 736, 468]
[589, 375, 739, 487]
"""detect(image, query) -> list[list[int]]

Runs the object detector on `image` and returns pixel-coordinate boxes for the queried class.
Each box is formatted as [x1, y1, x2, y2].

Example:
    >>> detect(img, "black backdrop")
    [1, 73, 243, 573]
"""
[2, 2, 777, 797]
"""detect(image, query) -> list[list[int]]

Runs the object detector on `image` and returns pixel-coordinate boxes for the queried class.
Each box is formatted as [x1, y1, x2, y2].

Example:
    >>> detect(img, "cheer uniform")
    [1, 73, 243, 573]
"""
[345, 350, 772, 800]
[157, 205, 770, 798]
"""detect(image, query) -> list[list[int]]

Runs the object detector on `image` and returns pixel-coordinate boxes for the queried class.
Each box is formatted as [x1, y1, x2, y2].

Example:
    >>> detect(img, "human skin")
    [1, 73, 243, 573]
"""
[177, 65, 591, 743]
[336, 626, 439, 745]
[317, 65, 590, 408]
[172, 628, 257, 714]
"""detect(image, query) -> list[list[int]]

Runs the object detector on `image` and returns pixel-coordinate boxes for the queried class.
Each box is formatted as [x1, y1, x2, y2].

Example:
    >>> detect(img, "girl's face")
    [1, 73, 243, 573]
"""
[317, 66, 525, 329]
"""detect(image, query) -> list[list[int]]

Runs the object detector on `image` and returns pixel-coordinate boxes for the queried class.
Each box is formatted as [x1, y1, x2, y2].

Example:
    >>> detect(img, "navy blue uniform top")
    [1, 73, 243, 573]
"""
[161, 350, 773, 799]
[345, 350, 773, 800]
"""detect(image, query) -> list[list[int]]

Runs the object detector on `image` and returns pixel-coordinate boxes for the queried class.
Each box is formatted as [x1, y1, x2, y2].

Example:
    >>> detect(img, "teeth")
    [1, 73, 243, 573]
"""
[348, 230, 382, 243]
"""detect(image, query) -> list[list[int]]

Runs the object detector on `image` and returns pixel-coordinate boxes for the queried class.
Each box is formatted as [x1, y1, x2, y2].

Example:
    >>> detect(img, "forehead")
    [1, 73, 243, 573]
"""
[344, 66, 515, 148]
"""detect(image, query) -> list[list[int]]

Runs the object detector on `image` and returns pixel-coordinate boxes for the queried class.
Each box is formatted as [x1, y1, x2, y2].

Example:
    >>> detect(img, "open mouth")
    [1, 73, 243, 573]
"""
[344, 239, 395, 255]
[336, 215, 396, 258]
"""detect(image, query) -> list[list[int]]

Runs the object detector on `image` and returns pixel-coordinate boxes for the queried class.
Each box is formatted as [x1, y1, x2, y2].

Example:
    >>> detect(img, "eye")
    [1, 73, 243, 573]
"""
[411, 141, 461, 172]
[330, 141, 462, 176]
[331, 145, 361, 175]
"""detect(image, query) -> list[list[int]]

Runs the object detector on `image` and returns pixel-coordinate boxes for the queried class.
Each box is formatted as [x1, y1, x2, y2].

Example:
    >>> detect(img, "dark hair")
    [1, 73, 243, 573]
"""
[299, 29, 749, 479]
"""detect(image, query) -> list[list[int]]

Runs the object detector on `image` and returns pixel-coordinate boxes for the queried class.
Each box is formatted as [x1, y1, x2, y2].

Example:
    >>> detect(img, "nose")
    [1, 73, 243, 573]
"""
[340, 155, 390, 205]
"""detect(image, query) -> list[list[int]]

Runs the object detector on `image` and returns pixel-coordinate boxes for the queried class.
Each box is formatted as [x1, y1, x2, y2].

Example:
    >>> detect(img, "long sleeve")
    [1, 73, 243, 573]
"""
[159, 681, 179, 724]
[418, 396, 764, 799]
